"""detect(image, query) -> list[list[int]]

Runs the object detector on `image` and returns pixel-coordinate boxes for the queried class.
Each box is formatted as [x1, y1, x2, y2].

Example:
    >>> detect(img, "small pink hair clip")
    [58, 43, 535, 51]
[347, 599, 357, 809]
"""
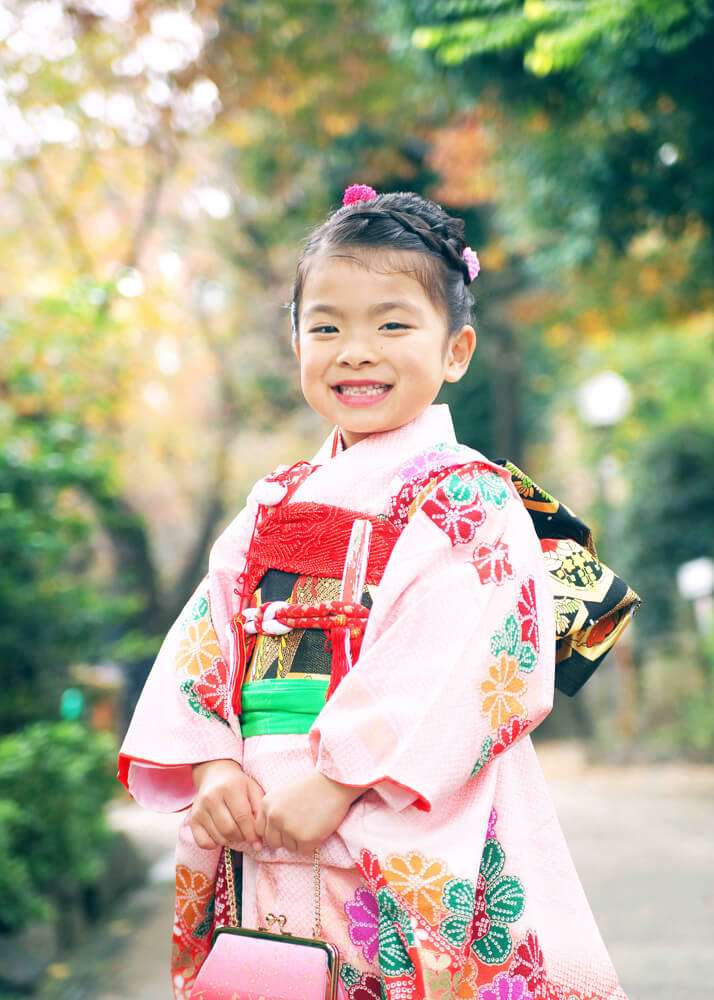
[343, 183, 378, 206]
[462, 246, 480, 281]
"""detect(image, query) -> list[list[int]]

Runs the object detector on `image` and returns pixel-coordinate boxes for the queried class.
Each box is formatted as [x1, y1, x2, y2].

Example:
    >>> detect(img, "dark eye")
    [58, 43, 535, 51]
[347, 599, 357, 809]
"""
[310, 325, 338, 334]
[381, 322, 408, 331]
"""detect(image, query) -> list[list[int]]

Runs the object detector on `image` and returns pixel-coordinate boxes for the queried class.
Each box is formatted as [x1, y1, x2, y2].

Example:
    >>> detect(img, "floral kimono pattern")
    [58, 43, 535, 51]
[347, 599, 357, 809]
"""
[118, 404, 635, 1000]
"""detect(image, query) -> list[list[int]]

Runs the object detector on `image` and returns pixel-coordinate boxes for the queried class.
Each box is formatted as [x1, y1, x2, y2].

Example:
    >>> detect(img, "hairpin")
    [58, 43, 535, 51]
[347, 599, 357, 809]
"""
[342, 183, 378, 206]
[462, 246, 480, 281]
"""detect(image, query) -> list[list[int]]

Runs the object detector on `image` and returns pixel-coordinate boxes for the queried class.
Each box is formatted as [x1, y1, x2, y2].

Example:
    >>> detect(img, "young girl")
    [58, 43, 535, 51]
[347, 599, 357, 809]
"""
[119, 185, 640, 1000]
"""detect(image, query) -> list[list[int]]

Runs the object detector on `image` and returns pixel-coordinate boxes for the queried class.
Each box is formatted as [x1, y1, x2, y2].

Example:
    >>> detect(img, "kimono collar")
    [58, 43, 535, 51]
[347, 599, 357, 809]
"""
[311, 404, 457, 467]
[296, 405, 461, 516]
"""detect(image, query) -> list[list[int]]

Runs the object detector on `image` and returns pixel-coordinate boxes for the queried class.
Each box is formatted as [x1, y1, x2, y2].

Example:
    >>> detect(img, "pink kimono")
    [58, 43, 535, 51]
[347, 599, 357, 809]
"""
[119, 404, 639, 1000]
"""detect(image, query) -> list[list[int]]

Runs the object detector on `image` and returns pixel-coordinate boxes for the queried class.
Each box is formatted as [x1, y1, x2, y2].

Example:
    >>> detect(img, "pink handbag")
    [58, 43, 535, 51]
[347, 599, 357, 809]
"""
[190, 847, 340, 1000]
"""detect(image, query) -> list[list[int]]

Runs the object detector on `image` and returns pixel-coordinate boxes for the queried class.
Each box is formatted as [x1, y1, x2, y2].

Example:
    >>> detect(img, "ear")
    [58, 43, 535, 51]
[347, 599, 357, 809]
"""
[443, 324, 477, 383]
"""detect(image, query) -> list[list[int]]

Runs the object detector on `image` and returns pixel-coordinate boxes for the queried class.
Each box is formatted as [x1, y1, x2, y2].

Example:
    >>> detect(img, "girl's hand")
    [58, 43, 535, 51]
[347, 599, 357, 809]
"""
[256, 770, 364, 855]
[190, 758, 265, 851]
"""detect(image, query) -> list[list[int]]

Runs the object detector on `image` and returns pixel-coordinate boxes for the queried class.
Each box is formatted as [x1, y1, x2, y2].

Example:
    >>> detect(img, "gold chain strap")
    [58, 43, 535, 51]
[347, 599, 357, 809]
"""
[222, 846, 322, 938]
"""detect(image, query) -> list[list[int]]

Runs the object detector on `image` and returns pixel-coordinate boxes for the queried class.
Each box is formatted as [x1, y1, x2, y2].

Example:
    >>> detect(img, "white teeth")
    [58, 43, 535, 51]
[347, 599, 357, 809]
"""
[337, 384, 391, 397]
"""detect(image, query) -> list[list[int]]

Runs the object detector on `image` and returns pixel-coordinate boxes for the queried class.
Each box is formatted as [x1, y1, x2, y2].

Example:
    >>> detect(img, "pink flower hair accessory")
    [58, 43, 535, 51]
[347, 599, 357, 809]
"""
[343, 183, 378, 206]
[462, 245, 481, 281]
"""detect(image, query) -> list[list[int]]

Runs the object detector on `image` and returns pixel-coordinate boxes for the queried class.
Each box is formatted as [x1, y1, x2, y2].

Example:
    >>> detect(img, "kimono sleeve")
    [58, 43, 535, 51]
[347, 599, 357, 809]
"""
[116, 491, 265, 813]
[309, 462, 556, 813]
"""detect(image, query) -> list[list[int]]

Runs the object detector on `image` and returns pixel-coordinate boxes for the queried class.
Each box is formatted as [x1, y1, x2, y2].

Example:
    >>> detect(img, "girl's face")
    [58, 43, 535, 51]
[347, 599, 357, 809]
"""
[294, 253, 476, 446]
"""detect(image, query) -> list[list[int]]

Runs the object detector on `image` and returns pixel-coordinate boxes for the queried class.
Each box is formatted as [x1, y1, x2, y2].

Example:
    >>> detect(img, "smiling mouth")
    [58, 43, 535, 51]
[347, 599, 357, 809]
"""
[331, 381, 394, 408]
[333, 382, 393, 397]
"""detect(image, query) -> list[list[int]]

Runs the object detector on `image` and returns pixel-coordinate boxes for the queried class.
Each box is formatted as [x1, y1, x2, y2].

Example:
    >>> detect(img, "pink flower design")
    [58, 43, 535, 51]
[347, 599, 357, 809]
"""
[397, 446, 466, 482]
[343, 183, 378, 206]
[486, 807, 498, 839]
[479, 972, 533, 1000]
[462, 246, 481, 280]
[344, 887, 379, 963]
[473, 538, 515, 585]
[517, 578, 540, 653]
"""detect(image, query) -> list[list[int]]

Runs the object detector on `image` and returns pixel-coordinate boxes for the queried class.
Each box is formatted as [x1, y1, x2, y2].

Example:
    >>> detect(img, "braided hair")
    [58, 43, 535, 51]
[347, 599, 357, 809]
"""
[289, 191, 475, 342]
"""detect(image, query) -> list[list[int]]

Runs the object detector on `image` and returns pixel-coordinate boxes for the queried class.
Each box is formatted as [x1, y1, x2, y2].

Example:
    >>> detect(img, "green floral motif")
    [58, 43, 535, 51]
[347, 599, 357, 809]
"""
[340, 964, 361, 989]
[471, 470, 510, 508]
[439, 877, 475, 946]
[179, 679, 229, 727]
[191, 593, 209, 621]
[193, 894, 215, 939]
[471, 837, 525, 966]
[443, 473, 478, 506]
[471, 735, 493, 777]
[490, 613, 537, 673]
[376, 886, 415, 978]
[506, 462, 556, 504]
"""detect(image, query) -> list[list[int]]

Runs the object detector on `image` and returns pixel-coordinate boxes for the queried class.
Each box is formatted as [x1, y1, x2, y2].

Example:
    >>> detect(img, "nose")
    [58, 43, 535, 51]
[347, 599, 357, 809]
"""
[335, 331, 379, 368]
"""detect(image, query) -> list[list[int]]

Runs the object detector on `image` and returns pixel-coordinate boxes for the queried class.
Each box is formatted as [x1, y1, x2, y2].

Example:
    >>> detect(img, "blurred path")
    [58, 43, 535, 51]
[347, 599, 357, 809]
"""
[51, 746, 714, 999]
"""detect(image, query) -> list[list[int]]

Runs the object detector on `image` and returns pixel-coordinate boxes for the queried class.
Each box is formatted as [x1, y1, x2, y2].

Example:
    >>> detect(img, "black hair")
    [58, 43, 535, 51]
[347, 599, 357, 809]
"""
[288, 190, 475, 341]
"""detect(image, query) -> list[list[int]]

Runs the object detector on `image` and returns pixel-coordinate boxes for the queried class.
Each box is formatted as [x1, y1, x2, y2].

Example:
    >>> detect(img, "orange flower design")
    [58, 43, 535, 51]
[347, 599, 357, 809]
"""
[383, 851, 451, 926]
[175, 864, 213, 931]
[480, 653, 527, 729]
[452, 955, 480, 999]
[176, 620, 222, 677]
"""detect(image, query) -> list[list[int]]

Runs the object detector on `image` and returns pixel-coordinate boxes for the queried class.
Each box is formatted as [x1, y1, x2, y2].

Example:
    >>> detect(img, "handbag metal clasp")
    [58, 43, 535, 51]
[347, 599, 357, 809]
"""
[262, 912, 289, 934]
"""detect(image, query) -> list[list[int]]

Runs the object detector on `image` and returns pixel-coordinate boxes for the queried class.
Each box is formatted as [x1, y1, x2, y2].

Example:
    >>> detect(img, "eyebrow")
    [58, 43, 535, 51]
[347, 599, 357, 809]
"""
[303, 299, 420, 320]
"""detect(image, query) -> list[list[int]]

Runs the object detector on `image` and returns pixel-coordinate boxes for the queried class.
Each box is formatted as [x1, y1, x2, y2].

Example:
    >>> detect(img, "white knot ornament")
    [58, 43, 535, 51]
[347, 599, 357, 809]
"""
[242, 602, 292, 636]
[247, 477, 288, 507]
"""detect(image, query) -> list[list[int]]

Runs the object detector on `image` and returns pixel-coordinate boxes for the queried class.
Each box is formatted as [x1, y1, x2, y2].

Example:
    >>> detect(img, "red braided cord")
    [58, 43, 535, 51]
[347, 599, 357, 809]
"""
[251, 600, 369, 635]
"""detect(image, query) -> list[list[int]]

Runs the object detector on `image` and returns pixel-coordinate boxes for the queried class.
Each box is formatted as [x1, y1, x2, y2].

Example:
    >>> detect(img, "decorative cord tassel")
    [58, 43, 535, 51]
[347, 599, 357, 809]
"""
[325, 623, 352, 701]
[227, 615, 254, 716]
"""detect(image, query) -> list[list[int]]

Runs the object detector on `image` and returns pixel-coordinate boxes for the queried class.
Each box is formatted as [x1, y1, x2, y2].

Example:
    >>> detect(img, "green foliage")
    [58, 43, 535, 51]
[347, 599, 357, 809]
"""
[615, 424, 714, 640]
[0, 288, 134, 734]
[413, 1, 714, 73]
[0, 722, 116, 934]
[408, 1, 714, 277]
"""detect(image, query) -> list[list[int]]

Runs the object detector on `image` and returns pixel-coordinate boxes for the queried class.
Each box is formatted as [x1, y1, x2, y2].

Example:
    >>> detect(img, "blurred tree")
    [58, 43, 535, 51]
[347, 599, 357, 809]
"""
[0, 0, 473, 717]
[0, 284, 136, 732]
[410, 0, 714, 277]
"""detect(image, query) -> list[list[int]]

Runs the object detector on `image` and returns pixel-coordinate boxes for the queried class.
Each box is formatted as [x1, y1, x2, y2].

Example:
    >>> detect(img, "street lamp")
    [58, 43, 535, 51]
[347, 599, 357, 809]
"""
[575, 370, 634, 741]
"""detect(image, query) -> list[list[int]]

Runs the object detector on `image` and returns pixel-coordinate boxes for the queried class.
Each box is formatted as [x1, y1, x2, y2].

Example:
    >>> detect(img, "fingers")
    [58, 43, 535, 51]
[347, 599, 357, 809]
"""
[254, 806, 266, 840]
[281, 832, 299, 853]
[189, 811, 224, 850]
[222, 793, 261, 847]
[246, 776, 265, 817]
[191, 797, 250, 850]
[262, 816, 284, 851]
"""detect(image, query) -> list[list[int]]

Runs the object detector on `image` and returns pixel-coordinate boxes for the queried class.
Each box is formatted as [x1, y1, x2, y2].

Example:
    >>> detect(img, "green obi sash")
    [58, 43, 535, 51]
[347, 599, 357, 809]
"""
[239, 677, 329, 737]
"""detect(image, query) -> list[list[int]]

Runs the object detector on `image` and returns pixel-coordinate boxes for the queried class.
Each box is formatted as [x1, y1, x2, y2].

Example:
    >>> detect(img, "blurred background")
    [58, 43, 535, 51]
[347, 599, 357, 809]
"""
[1, 1, 713, 997]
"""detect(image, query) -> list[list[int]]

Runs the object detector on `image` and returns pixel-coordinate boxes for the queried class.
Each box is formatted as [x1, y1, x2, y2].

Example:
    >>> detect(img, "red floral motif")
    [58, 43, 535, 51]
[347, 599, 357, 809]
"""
[492, 716, 529, 758]
[472, 537, 515, 585]
[192, 656, 231, 721]
[348, 973, 383, 1000]
[473, 872, 491, 940]
[517, 578, 540, 652]
[509, 930, 546, 997]
[357, 848, 388, 892]
[585, 614, 617, 648]
[421, 482, 486, 546]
